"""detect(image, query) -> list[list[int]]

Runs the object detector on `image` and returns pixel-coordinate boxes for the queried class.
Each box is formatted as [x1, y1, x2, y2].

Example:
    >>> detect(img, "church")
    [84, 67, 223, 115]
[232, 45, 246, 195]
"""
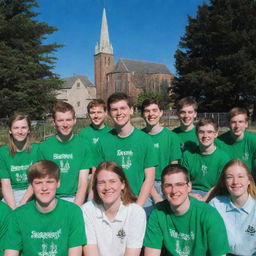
[94, 9, 174, 103]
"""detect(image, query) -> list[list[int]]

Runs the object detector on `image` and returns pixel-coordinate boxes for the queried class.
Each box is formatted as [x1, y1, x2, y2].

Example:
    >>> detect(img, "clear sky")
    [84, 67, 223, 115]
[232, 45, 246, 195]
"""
[35, 0, 207, 83]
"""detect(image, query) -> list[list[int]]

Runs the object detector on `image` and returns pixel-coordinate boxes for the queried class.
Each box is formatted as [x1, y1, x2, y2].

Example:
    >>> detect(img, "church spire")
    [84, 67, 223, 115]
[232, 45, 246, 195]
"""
[95, 8, 113, 54]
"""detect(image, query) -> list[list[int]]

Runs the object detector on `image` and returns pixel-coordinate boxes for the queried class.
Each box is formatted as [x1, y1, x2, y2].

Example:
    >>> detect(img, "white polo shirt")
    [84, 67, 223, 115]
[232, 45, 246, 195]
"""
[209, 195, 256, 255]
[81, 200, 146, 256]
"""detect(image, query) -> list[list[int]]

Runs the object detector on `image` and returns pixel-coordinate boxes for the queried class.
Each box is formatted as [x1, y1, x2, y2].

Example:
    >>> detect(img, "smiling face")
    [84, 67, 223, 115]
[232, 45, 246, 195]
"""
[32, 176, 60, 211]
[197, 124, 217, 149]
[54, 111, 76, 136]
[225, 165, 250, 200]
[88, 105, 107, 129]
[178, 105, 197, 130]
[96, 169, 125, 209]
[142, 103, 163, 127]
[108, 100, 133, 128]
[162, 172, 191, 213]
[230, 114, 248, 140]
[10, 118, 30, 142]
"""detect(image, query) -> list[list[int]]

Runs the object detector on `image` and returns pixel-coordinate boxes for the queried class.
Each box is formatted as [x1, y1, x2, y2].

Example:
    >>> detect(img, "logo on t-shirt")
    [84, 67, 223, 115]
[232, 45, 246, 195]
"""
[39, 241, 58, 256]
[201, 165, 208, 176]
[117, 150, 133, 169]
[116, 228, 126, 244]
[154, 143, 159, 148]
[242, 152, 249, 161]
[93, 137, 99, 144]
[245, 225, 256, 236]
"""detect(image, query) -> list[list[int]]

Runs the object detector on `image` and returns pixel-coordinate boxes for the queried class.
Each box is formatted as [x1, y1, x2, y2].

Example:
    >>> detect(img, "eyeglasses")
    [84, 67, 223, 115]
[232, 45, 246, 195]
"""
[163, 182, 188, 189]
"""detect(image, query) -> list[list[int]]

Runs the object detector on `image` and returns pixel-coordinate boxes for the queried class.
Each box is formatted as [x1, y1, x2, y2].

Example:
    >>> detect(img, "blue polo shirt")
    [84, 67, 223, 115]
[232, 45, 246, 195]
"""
[209, 195, 256, 255]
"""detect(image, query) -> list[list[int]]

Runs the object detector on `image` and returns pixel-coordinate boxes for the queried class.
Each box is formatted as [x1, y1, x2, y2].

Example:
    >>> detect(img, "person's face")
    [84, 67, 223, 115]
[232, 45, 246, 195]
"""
[10, 119, 30, 142]
[197, 124, 217, 148]
[142, 104, 163, 127]
[54, 111, 76, 136]
[108, 100, 133, 127]
[162, 172, 191, 210]
[225, 165, 250, 199]
[96, 170, 125, 208]
[178, 105, 197, 127]
[88, 106, 107, 128]
[230, 114, 248, 138]
[32, 176, 60, 209]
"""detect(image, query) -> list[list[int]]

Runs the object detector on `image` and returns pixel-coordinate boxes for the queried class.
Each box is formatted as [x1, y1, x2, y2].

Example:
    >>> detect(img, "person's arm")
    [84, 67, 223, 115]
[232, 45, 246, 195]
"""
[18, 184, 33, 206]
[83, 244, 100, 256]
[74, 169, 89, 206]
[144, 247, 161, 256]
[136, 167, 155, 206]
[4, 249, 19, 256]
[68, 246, 82, 256]
[124, 248, 141, 256]
[1, 179, 16, 209]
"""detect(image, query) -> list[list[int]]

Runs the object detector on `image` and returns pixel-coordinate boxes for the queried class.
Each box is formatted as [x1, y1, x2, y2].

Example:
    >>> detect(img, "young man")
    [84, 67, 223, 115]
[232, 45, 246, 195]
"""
[3, 160, 86, 256]
[39, 101, 93, 205]
[141, 98, 181, 203]
[95, 92, 157, 207]
[181, 118, 230, 200]
[216, 107, 256, 174]
[144, 164, 230, 256]
[173, 96, 199, 152]
[79, 99, 111, 148]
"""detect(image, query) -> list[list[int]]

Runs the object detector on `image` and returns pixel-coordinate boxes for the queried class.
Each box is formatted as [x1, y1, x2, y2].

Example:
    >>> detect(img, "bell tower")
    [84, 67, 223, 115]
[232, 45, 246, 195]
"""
[94, 8, 114, 101]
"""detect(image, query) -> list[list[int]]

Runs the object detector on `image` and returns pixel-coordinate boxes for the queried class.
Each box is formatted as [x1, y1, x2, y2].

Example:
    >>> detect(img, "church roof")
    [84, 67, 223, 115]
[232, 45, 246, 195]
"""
[112, 58, 171, 74]
[61, 75, 94, 89]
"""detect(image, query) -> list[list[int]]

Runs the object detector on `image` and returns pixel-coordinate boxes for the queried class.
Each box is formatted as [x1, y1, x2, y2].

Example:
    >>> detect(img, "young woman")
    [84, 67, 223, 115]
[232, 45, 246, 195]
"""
[0, 114, 39, 209]
[82, 161, 146, 256]
[208, 159, 256, 256]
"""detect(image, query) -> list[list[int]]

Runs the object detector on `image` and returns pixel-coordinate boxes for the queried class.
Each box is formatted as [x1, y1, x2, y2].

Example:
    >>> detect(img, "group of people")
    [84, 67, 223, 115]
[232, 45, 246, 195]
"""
[0, 92, 255, 256]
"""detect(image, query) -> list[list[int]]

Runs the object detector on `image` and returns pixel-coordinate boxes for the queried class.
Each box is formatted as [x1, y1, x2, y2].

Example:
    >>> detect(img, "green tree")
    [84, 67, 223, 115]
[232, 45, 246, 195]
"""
[174, 0, 256, 112]
[0, 0, 62, 119]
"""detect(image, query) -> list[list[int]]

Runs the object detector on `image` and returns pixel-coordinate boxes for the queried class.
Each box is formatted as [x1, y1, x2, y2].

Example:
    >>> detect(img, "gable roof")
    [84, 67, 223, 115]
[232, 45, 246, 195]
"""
[61, 75, 94, 89]
[112, 58, 171, 74]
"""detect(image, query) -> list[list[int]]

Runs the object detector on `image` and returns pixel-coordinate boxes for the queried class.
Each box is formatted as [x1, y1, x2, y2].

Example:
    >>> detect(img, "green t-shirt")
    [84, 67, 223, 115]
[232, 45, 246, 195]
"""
[38, 135, 93, 197]
[95, 128, 158, 195]
[173, 126, 199, 153]
[0, 143, 40, 190]
[79, 124, 111, 158]
[216, 131, 256, 172]
[142, 127, 182, 180]
[4, 199, 86, 255]
[181, 147, 230, 191]
[144, 197, 230, 256]
[0, 202, 11, 256]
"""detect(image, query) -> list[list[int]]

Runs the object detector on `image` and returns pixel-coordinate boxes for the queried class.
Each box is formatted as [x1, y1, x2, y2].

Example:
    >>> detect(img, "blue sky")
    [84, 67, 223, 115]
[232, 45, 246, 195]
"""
[36, 0, 207, 82]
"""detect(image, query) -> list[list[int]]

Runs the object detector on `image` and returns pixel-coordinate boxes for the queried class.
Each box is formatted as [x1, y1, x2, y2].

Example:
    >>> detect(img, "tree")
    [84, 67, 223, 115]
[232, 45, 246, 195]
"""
[0, 0, 62, 119]
[173, 0, 256, 113]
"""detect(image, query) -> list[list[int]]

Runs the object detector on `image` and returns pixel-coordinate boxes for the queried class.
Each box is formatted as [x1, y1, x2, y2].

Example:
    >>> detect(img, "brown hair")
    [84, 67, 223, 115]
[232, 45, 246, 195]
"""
[8, 113, 32, 156]
[107, 92, 133, 111]
[207, 159, 256, 202]
[52, 101, 75, 120]
[87, 99, 106, 113]
[92, 161, 137, 205]
[176, 96, 198, 112]
[141, 98, 163, 114]
[161, 164, 190, 185]
[28, 160, 60, 183]
[229, 107, 249, 122]
[196, 117, 218, 133]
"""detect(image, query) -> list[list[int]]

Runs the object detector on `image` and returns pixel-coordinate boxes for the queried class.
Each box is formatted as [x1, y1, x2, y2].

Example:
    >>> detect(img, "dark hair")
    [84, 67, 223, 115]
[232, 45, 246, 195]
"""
[52, 101, 75, 120]
[8, 113, 32, 155]
[229, 107, 249, 122]
[92, 161, 137, 205]
[107, 92, 133, 111]
[176, 96, 198, 112]
[87, 99, 106, 113]
[196, 117, 218, 133]
[161, 164, 190, 185]
[141, 98, 163, 114]
[28, 160, 60, 183]
[207, 159, 256, 202]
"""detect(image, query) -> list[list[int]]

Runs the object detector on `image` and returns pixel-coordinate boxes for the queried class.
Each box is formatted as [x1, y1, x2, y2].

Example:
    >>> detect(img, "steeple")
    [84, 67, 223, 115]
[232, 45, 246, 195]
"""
[95, 8, 113, 54]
